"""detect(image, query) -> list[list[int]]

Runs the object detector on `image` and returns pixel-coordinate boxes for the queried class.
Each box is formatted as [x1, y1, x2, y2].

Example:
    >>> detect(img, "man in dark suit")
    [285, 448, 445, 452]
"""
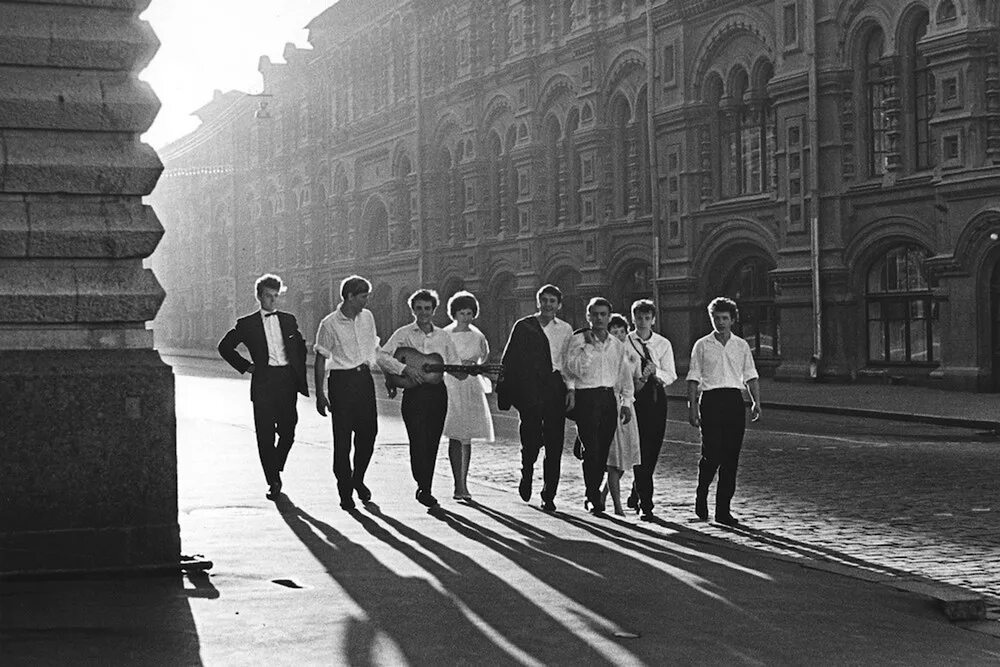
[496, 284, 574, 512]
[219, 274, 309, 500]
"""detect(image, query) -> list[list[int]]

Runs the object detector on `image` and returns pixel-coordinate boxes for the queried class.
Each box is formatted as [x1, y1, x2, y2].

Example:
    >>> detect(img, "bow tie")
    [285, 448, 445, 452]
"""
[264, 311, 278, 318]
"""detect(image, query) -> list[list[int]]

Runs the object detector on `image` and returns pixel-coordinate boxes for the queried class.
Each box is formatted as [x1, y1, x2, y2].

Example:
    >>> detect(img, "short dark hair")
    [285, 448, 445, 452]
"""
[608, 313, 630, 332]
[536, 284, 563, 304]
[447, 290, 479, 317]
[587, 296, 613, 314]
[340, 275, 371, 300]
[630, 299, 656, 319]
[255, 273, 283, 297]
[408, 288, 439, 311]
[708, 296, 739, 321]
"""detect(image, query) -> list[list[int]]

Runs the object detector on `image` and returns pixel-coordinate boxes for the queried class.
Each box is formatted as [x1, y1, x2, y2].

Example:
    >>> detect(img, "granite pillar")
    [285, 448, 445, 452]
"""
[0, 0, 178, 573]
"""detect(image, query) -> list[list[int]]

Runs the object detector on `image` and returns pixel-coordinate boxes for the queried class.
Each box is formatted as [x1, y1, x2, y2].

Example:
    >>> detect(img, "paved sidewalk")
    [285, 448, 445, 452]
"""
[2, 373, 999, 665]
[666, 377, 1000, 430]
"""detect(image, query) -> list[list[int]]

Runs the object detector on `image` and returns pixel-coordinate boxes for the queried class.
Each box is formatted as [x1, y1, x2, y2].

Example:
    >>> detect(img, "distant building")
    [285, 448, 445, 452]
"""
[150, 0, 1000, 392]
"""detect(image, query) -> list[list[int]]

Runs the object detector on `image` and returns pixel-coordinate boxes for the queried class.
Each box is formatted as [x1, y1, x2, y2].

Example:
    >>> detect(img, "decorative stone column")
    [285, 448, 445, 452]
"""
[0, 0, 178, 573]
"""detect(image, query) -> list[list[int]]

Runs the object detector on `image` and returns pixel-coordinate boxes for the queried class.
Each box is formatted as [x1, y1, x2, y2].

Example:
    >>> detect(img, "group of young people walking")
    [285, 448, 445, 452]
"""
[219, 273, 762, 526]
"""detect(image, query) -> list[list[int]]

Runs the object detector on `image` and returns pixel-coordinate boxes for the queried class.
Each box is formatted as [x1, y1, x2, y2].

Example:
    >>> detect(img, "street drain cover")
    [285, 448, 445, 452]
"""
[271, 579, 302, 589]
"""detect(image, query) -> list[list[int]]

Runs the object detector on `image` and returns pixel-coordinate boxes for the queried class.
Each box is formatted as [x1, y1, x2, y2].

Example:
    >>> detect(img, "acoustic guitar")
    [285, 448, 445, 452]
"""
[384, 346, 503, 391]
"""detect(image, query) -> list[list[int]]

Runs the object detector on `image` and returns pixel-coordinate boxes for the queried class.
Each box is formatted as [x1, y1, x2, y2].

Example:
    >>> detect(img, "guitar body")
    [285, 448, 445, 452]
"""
[384, 346, 504, 391]
[388, 347, 445, 389]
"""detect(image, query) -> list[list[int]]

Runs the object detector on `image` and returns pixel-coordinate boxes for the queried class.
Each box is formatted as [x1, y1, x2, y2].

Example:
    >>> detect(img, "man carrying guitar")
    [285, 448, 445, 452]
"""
[314, 275, 417, 510]
[382, 289, 466, 508]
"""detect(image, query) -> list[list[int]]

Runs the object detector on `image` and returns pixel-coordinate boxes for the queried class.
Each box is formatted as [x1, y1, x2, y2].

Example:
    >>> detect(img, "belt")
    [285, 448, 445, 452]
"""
[576, 386, 614, 393]
[331, 364, 368, 373]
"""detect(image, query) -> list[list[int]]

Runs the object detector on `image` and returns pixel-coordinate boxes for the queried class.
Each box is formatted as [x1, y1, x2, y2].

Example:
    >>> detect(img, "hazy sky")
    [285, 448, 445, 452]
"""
[140, 0, 336, 149]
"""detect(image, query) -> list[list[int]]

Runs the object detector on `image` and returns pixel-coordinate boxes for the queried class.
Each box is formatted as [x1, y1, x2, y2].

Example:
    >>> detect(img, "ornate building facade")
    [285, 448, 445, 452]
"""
[151, 0, 1000, 392]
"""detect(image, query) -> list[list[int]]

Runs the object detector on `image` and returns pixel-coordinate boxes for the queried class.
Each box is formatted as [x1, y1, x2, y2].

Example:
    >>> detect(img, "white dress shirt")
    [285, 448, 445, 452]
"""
[626, 330, 678, 386]
[686, 332, 759, 391]
[540, 316, 573, 373]
[382, 323, 461, 375]
[564, 331, 635, 401]
[261, 310, 288, 366]
[314, 306, 397, 377]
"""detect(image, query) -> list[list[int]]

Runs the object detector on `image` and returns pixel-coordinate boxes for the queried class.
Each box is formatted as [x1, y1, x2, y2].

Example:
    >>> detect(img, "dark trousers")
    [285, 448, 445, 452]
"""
[632, 382, 668, 513]
[328, 366, 378, 502]
[401, 383, 448, 492]
[697, 388, 747, 516]
[574, 387, 618, 506]
[518, 371, 567, 501]
[252, 365, 298, 485]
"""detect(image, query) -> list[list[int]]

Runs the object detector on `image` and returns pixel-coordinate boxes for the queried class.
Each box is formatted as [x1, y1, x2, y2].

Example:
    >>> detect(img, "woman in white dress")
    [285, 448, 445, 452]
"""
[443, 291, 495, 500]
[602, 314, 642, 515]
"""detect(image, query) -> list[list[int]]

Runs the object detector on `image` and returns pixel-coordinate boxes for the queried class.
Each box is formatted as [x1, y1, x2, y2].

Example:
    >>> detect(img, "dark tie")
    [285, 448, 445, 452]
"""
[264, 311, 278, 318]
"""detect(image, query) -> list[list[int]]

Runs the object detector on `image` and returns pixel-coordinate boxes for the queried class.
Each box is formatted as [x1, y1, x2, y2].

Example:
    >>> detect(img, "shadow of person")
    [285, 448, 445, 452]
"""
[440, 502, 789, 663]
[0, 573, 204, 665]
[275, 496, 522, 665]
[183, 570, 220, 599]
[359, 504, 612, 666]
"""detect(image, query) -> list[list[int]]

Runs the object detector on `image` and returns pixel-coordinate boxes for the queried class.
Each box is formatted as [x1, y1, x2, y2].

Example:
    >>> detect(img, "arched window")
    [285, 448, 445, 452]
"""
[936, 0, 957, 24]
[866, 245, 938, 363]
[545, 116, 562, 226]
[565, 108, 581, 225]
[488, 274, 519, 357]
[486, 132, 503, 234]
[636, 89, 651, 214]
[548, 267, 583, 329]
[905, 11, 935, 171]
[723, 258, 779, 358]
[862, 27, 889, 176]
[612, 261, 653, 317]
[611, 96, 632, 216]
[364, 199, 389, 256]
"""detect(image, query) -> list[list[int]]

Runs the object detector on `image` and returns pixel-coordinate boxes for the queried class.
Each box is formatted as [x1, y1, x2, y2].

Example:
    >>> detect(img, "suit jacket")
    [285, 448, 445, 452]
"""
[218, 310, 309, 402]
[497, 315, 555, 412]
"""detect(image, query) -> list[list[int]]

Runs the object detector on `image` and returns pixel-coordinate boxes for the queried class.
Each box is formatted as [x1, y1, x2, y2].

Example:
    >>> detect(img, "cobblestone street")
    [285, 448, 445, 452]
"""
[445, 404, 1000, 606]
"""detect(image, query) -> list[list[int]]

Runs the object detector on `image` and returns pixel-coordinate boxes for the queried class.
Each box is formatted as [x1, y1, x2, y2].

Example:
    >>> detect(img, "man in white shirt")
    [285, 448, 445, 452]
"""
[218, 274, 309, 500]
[496, 284, 574, 512]
[564, 297, 634, 514]
[382, 289, 464, 508]
[314, 275, 412, 510]
[686, 296, 762, 526]
[624, 299, 677, 520]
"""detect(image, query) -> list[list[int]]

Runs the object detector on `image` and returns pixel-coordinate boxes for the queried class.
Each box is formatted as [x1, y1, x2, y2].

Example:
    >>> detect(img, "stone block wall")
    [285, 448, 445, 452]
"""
[0, 0, 178, 574]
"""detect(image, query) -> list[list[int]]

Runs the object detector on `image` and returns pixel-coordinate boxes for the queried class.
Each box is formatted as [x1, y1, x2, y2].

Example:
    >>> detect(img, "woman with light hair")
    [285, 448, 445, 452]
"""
[443, 290, 495, 500]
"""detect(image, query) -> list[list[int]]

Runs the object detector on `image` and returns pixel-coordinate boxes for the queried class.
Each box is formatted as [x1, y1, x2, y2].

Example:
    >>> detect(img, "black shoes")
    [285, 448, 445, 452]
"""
[540, 499, 556, 512]
[640, 511, 655, 522]
[416, 488, 439, 508]
[714, 513, 740, 527]
[518, 469, 532, 502]
[266, 476, 282, 500]
[695, 495, 709, 521]
[626, 491, 639, 511]
[340, 498, 356, 510]
[354, 482, 372, 503]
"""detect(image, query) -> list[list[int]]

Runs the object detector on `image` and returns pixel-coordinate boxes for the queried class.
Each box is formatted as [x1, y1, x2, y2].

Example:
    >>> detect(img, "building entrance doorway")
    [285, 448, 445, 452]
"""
[991, 261, 1000, 391]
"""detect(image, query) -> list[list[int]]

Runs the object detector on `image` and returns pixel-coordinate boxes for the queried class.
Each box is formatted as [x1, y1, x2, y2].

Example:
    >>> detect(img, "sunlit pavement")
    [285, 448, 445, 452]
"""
[7, 367, 997, 664]
[165, 371, 998, 663]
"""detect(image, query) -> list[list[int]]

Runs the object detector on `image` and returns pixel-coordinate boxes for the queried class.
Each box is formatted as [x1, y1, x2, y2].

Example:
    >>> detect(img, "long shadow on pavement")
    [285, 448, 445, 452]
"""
[357, 505, 613, 666]
[276, 496, 525, 665]
[441, 502, 781, 664]
[0, 574, 206, 665]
